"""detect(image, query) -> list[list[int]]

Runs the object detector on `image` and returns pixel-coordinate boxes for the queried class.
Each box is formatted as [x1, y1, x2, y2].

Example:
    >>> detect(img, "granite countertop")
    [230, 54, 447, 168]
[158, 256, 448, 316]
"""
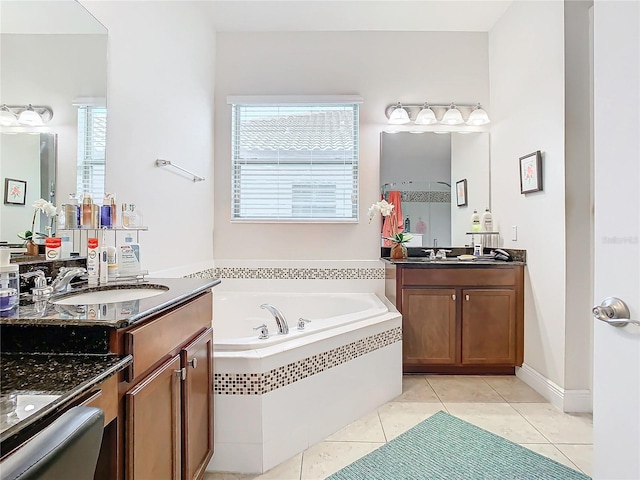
[0, 277, 221, 328]
[0, 353, 132, 449]
[382, 257, 527, 267]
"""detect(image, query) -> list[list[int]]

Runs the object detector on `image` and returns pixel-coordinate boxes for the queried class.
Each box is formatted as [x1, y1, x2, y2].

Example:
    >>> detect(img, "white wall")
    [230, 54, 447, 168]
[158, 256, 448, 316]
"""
[563, 0, 593, 394]
[214, 31, 489, 260]
[81, 1, 216, 276]
[450, 132, 491, 246]
[489, 2, 567, 387]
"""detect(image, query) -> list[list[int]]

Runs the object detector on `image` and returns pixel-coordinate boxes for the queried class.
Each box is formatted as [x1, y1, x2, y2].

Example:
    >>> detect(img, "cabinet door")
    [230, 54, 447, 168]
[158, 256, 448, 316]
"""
[181, 328, 214, 480]
[402, 288, 457, 365]
[462, 289, 516, 365]
[126, 355, 181, 480]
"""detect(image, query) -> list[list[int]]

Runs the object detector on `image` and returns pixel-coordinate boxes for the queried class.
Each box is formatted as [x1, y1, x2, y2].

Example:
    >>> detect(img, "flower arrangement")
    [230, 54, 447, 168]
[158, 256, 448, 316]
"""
[17, 199, 57, 242]
[368, 199, 413, 242]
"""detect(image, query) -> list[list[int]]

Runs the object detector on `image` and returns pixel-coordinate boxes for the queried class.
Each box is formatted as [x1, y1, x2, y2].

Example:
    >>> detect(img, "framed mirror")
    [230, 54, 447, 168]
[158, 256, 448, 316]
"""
[0, 0, 107, 245]
[380, 131, 490, 247]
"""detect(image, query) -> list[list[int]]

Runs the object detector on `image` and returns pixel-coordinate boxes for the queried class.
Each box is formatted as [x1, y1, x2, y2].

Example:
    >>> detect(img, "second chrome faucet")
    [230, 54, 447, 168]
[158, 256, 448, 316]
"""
[260, 303, 289, 334]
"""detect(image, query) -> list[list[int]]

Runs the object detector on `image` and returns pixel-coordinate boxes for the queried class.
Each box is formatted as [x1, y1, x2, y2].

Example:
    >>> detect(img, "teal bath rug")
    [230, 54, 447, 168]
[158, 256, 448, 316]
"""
[326, 411, 590, 480]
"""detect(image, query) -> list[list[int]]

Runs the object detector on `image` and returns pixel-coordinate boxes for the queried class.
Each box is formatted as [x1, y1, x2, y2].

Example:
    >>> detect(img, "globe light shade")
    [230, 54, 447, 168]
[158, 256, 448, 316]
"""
[414, 106, 438, 125]
[18, 105, 44, 126]
[440, 105, 464, 125]
[466, 105, 491, 125]
[388, 104, 410, 125]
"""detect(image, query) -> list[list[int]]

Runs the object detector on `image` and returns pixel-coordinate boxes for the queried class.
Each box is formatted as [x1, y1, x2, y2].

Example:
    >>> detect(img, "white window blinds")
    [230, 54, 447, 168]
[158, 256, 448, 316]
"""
[231, 101, 360, 222]
[76, 105, 106, 202]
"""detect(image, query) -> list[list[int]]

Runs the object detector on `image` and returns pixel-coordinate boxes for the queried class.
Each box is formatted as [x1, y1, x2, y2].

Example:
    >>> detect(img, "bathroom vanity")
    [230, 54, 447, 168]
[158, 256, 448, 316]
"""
[384, 258, 525, 374]
[0, 277, 220, 480]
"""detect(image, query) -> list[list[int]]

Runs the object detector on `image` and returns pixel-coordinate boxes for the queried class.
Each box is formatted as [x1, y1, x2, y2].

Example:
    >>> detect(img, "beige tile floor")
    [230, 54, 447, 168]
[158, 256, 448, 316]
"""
[205, 375, 593, 480]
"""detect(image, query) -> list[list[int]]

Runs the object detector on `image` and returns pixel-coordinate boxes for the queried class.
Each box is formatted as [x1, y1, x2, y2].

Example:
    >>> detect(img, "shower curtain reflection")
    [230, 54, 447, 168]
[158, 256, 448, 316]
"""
[381, 181, 451, 247]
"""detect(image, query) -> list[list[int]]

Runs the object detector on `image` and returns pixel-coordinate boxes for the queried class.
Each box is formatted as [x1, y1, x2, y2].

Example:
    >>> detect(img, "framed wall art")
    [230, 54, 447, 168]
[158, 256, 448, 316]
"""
[456, 179, 468, 207]
[519, 151, 542, 194]
[4, 178, 26, 205]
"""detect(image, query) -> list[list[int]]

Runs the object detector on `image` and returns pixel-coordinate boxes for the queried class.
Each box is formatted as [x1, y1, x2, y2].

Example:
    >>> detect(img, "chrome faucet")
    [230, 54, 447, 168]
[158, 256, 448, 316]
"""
[260, 303, 289, 334]
[21, 270, 53, 298]
[51, 267, 87, 293]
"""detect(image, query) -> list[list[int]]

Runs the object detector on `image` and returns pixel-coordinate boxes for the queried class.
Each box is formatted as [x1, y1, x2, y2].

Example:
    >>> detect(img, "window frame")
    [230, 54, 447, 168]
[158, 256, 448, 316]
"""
[228, 96, 362, 223]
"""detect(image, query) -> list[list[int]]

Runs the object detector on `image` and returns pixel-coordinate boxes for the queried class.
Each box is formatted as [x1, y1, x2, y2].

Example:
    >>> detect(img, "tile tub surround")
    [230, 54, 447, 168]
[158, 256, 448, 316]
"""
[0, 353, 132, 452]
[209, 311, 402, 473]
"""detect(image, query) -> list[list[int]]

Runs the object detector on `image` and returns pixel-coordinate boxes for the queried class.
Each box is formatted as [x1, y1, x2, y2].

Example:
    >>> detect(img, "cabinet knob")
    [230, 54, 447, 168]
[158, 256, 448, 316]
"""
[452, 294, 456, 301]
[465, 294, 470, 301]
[174, 368, 186, 380]
[188, 357, 198, 369]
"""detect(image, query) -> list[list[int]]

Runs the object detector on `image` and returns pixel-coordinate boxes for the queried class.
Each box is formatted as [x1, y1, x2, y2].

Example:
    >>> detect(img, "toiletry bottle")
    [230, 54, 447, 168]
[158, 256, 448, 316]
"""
[61, 234, 72, 258]
[415, 217, 426, 235]
[118, 233, 141, 276]
[128, 204, 142, 228]
[82, 193, 93, 228]
[471, 209, 481, 232]
[404, 216, 411, 233]
[110, 195, 117, 227]
[65, 193, 79, 229]
[99, 246, 109, 284]
[121, 203, 129, 227]
[91, 203, 100, 228]
[482, 207, 493, 232]
[0, 247, 21, 312]
[100, 194, 112, 228]
[87, 238, 99, 285]
[45, 237, 61, 260]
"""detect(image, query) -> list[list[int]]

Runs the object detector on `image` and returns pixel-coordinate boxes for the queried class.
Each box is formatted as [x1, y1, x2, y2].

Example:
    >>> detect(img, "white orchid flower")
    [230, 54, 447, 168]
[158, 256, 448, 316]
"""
[32, 198, 57, 217]
[368, 200, 395, 223]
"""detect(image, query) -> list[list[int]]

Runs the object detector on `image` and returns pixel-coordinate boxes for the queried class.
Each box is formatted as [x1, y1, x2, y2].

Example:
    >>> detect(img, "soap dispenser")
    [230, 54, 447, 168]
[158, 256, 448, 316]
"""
[471, 209, 481, 232]
[0, 247, 24, 312]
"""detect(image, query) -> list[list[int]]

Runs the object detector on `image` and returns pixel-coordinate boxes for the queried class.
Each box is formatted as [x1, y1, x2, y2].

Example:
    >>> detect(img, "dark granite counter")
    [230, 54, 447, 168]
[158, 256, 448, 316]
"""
[382, 257, 526, 267]
[0, 353, 132, 450]
[0, 277, 220, 328]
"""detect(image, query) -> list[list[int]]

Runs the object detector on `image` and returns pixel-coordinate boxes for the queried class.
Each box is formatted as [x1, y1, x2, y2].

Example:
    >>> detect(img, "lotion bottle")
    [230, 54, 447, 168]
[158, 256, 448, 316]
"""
[118, 233, 141, 276]
[482, 207, 493, 232]
[471, 209, 481, 232]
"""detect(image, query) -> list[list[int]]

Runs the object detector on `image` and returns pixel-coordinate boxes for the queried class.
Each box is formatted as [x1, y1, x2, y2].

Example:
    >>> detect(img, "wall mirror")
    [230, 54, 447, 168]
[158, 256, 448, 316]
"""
[0, 0, 107, 245]
[379, 131, 490, 248]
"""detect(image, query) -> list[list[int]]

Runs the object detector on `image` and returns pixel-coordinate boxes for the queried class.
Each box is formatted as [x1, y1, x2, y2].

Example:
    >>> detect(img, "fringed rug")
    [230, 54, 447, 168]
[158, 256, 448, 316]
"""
[326, 411, 590, 480]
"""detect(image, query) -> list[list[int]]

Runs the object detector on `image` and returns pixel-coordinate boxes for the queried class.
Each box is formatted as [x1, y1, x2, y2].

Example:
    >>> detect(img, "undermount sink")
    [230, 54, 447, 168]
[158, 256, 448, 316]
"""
[52, 285, 169, 305]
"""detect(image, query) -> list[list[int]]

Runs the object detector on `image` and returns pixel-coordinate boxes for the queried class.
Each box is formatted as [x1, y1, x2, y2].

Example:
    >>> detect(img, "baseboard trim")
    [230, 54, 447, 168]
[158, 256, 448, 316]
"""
[516, 364, 592, 413]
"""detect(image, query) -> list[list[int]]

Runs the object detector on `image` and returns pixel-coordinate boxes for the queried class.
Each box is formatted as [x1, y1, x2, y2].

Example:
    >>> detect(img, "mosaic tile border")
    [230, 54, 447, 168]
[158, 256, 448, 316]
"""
[214, 326, 402, 395]
[185, 266, 385, 280]
[400, 190, 451, 203]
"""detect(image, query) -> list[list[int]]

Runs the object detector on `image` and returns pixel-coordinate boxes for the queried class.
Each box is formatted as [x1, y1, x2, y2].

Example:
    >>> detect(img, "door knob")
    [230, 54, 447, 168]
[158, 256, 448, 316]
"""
[592, 297, 639, 327]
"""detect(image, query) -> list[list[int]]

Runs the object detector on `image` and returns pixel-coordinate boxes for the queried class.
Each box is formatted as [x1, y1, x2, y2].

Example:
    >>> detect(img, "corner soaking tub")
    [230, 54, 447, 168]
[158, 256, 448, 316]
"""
[208, 291, 402, 474]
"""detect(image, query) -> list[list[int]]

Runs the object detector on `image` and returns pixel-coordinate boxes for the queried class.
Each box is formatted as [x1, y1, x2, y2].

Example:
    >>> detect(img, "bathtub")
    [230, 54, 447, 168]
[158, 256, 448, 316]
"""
[208, 291, 402, 474]
[214, 292, 390, 351]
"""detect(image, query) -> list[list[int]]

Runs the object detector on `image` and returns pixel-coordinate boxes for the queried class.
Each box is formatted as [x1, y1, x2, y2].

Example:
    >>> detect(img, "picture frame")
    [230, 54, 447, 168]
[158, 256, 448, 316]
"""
[4, 178, 27, 205]
[456, 179, 468, 207]
[519, 151, 542, 194]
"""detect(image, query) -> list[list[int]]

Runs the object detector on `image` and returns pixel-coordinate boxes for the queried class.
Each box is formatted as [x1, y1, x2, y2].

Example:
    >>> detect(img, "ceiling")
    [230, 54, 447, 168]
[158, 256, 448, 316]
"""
[203, 0, 512, 32]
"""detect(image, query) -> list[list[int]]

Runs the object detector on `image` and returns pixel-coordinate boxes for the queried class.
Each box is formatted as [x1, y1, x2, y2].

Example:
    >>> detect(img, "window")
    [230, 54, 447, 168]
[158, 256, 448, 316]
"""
[76, 105, 107, 201]
[230, 98, 360, 221]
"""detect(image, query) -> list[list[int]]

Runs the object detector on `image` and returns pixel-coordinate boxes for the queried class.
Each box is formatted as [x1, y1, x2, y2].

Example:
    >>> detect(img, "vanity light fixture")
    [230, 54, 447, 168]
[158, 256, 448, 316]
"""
[440, 104, 464, 125]
[0, 104, 53, 126]
[414, 104, 438, 125]
[0, 105, 18, 126]
[385, 102, 490, 127]
[466, 103, 491, 126]
[388, 103, 410, 125]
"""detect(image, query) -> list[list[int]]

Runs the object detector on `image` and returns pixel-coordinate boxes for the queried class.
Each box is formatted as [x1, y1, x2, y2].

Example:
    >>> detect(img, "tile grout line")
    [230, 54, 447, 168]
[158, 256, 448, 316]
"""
[377, 408, 389, 443]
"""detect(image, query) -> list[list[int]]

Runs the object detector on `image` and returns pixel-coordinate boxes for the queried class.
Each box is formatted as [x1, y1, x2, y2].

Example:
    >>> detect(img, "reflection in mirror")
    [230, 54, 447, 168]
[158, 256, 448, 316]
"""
[380, 132, 490, 248]
[0, 0, 107, 245]
[0, 133, 56, 244]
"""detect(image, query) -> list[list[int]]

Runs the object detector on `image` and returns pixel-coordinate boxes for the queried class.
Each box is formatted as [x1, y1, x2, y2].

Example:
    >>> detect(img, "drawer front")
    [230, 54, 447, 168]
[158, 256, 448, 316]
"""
[80, 373, 119, 425]
[402, 267, 517, 287]
[125, 292, 212, 381]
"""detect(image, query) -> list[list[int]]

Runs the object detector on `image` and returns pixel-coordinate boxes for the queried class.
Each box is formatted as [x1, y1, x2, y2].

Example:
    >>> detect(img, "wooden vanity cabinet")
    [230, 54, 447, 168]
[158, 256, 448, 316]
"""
[120, 292, 214, 480]
[390, 265, 524, 374]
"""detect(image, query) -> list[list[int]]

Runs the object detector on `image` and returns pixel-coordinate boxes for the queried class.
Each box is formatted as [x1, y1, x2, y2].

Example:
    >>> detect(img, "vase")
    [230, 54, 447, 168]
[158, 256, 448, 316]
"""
[390, 242, 407, 260]
[24, 239, 39, 256]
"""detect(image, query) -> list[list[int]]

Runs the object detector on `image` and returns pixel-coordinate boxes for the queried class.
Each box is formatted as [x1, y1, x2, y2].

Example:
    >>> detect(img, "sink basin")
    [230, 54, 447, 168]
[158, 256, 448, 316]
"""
[52, 285, 169, 305]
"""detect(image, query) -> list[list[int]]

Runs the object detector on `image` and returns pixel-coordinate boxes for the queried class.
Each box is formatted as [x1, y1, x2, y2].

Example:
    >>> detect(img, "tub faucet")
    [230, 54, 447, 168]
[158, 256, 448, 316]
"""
[260, 304, 289, 334]
[51, 267, 87, 293]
